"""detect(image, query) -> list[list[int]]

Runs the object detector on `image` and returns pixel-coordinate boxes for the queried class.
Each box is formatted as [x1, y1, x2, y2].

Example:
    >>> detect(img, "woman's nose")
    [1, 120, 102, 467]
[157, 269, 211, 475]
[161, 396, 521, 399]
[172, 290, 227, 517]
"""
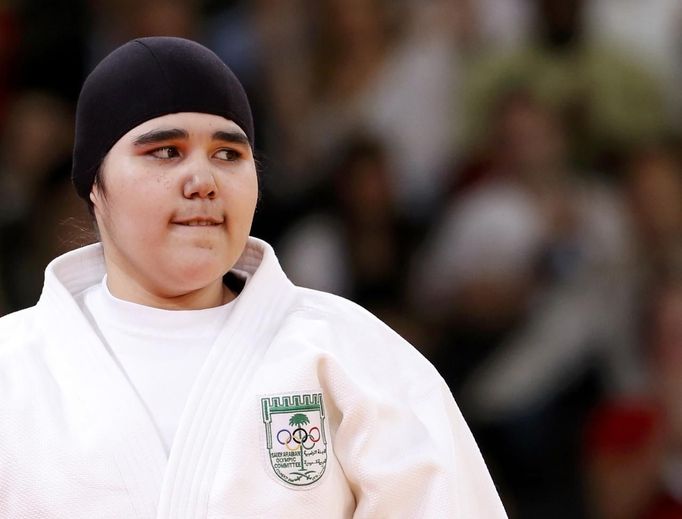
[182, 161, 218, 199]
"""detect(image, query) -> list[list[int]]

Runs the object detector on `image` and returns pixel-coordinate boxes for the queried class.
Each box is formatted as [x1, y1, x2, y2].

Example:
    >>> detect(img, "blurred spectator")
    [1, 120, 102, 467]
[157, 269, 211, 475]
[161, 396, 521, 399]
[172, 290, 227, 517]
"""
[0, 92, 89, 311]
[584, 276, 682, 519]
[586, 0, 682, 129]
[415, 91, 640, 398]
[278, 136, 420, 335]
[412, 90, 639, 517]
[650, 279, 682, 510]
[626, 145, 682, 280]
[462, 0, 666, 168]
[87, 0, 199, 65]
[241, 0, 314, 202]
[584, 401, 667, 519]
[294, 0, 466, 221]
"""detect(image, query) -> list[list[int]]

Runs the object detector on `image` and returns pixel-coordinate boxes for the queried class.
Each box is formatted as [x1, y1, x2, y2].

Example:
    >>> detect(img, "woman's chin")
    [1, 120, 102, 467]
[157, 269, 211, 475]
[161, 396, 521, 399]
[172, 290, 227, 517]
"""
[156, 260, 226, 293]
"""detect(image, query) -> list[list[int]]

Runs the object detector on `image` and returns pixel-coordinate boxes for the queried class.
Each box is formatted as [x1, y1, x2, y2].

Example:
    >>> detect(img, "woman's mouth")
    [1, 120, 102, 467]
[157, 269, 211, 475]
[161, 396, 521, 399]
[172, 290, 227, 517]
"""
[172, 216, 224, 226]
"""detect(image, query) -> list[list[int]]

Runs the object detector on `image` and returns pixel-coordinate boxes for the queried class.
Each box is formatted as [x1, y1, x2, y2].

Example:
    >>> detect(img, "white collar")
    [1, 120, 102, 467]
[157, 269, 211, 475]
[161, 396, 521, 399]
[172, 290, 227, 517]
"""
[41, 236, 274, 304]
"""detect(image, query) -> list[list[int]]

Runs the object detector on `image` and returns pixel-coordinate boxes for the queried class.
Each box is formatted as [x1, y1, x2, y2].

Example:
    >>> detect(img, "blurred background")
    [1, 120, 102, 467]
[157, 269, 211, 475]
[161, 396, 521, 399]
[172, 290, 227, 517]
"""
[0, 0, 681, 517]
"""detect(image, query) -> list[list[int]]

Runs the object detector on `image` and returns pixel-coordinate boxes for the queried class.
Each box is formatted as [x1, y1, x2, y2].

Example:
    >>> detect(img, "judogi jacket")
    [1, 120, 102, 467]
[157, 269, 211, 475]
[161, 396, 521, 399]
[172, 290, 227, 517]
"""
[0, 238, 506, 518]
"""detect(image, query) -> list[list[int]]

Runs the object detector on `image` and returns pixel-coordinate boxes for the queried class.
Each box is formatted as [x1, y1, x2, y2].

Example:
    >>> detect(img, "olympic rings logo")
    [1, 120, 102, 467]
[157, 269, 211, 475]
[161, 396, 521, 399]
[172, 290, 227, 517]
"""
[276, 426, 321, 451]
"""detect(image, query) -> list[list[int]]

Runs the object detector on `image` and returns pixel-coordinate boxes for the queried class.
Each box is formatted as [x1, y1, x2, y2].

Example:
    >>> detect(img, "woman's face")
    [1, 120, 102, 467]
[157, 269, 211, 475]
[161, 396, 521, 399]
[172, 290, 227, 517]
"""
[91, 112, 258, 304]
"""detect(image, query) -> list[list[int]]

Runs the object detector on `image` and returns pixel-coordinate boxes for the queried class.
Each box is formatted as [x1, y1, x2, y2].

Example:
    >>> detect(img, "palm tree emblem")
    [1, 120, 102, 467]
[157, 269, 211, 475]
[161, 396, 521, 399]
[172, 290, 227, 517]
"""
[289, 413, 310, 429]
[289, 413, 310, 470]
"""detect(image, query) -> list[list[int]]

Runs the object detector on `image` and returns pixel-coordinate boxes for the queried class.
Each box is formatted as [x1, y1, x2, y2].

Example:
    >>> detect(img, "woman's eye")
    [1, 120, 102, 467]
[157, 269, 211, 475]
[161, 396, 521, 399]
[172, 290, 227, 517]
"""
[150, 146, 180, 159]
[214, 149, 240, 161]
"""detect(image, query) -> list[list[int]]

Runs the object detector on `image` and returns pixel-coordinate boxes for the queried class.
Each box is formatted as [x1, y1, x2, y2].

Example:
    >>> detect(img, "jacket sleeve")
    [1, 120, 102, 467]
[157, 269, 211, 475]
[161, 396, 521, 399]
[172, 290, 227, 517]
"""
[329, 355, 507, 518]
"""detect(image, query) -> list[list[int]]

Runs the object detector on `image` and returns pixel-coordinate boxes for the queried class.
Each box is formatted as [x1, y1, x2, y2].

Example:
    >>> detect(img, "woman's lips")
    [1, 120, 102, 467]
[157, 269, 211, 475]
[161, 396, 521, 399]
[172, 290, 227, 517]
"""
[172, 216, 224, 226]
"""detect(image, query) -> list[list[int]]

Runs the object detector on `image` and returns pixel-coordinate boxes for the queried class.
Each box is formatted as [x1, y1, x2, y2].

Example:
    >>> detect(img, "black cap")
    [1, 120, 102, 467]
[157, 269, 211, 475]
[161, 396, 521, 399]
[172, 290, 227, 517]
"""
[72, 36, 254, 200]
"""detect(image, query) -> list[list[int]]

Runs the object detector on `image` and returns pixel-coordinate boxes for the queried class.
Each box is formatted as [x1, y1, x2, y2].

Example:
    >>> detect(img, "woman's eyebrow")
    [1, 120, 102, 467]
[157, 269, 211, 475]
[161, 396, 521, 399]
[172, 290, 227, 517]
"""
[212, 130, 249, 146]
[133, 128, 189, 146]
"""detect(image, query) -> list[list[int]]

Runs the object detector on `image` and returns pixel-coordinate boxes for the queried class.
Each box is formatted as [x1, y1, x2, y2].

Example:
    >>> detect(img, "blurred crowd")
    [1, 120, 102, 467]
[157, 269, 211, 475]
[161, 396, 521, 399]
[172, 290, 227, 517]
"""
[1, 0, 681, 517]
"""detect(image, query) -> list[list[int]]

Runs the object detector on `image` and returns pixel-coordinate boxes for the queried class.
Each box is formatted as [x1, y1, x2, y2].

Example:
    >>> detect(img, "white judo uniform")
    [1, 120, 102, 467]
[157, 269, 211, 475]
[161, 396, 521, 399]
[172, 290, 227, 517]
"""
[0, 237, 506, 518]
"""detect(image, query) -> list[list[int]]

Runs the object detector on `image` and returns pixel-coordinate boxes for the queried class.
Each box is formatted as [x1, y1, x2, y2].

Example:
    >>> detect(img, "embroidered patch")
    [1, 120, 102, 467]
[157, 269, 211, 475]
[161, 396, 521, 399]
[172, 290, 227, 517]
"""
[261, 392, 328, 487]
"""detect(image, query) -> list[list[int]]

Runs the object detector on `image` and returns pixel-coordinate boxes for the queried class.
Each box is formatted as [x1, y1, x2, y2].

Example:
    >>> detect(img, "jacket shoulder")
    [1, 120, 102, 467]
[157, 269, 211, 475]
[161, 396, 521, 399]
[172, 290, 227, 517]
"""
[290, 287, 401, 340]
[0, 307, 38, 358]
[286, 287, 441, 382]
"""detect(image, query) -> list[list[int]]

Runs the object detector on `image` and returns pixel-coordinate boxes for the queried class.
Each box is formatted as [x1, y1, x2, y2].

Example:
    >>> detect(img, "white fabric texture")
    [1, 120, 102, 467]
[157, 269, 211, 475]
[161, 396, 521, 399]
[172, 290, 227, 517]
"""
[77, 278, 236, 454]
[0, 237, 506, 518]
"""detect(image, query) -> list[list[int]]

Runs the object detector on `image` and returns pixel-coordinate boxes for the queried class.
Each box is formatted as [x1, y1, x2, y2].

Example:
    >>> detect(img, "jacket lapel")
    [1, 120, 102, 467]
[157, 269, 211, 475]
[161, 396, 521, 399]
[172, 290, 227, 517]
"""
[156, 238, 296, 519]
[38, 243, 168, 517]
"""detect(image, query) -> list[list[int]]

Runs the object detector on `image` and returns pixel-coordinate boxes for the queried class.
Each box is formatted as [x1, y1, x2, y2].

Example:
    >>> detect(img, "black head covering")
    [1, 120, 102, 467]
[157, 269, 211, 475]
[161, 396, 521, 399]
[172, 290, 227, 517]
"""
[72, 36, 254, 200]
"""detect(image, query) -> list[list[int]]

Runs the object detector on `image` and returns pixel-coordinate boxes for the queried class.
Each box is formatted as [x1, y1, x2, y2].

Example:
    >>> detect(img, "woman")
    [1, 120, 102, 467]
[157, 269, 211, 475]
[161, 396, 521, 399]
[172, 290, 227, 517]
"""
[0, 37, 505, 518]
